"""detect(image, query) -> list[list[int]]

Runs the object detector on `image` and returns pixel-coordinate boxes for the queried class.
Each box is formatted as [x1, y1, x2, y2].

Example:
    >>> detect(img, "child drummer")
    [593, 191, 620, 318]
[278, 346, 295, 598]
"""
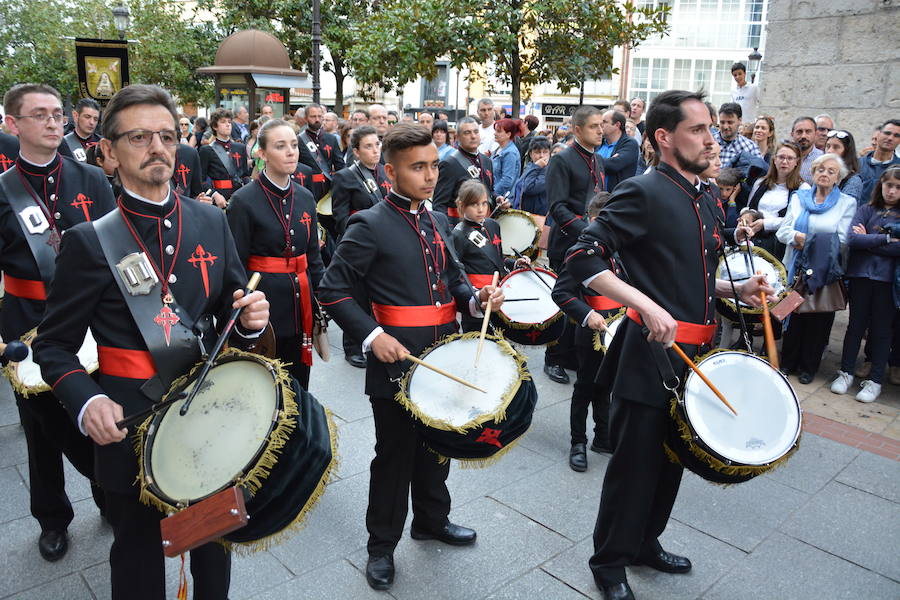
[318, 124, 505, 591]
[450, 179, 530, 332]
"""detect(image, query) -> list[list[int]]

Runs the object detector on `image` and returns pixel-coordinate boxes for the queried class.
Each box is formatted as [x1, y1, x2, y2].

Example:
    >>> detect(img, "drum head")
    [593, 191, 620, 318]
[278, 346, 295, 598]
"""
[496, 211, 539, 257]
[716, 247, 787, 311]
[683, 352, 800, 466]
[602, 314, 623, 349]
[499, 269, 558, 325]
[148, 359, 279, 503]
[407, 336, 521, 429]
[13, 329, 97, 393]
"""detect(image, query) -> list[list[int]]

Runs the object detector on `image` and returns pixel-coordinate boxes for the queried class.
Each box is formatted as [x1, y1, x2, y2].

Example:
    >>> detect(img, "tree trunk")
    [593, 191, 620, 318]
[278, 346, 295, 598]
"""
[579, 80, 585, 105]
[333, 55, 346, 116]
[511, 52, 522, 119]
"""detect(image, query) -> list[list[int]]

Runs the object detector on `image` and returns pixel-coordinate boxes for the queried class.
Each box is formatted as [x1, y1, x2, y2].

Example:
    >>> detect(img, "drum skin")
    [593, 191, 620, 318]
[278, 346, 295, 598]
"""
[591, 308, 627, 353]
[495, 209, 541, 259]
[716, 246, 788, 324]
[494, 267, 564, 346]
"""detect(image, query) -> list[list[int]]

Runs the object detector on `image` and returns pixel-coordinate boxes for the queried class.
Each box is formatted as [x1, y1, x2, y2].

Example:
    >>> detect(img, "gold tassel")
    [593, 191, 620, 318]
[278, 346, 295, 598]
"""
[591, 308, 626, 352]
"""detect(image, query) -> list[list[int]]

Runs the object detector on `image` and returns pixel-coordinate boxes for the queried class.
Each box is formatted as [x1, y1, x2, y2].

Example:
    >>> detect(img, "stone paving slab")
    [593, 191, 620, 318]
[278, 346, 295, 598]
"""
[484, 569, 589, 600]
[780, 481, 900, 582]
[835, 450, 900, 503]
[9, 573, 95, 600]
[15, 453, 94, 505]
[765, 431, 860, 494]
[517, 401, 577, 462]
[249, 558, 393, 600]
[703, 532, 900, 600]
[445, 443, 555, 509]
[333, 415, 376, 480]
[0, 423, 27, 469]
[0, 465, 30, 525]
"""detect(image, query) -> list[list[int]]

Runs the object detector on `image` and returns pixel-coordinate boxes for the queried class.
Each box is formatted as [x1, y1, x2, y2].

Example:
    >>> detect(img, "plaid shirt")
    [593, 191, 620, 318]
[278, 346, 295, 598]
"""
[713, 129, 762, 169]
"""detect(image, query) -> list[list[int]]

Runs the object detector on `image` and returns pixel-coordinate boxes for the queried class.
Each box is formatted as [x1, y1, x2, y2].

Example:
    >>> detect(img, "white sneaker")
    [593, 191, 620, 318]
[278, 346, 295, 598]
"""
[830, 371, 853, 395]
[856, 380, 882, 403]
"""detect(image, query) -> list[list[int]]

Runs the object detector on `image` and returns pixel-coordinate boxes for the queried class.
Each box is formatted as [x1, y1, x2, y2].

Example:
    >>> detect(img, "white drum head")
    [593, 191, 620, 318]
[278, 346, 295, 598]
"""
[408, 337, 520, 428]
[718, 251, 786, 307]
[602, 315, 623, 349]
[496, 212, 538, 256]
[500, 270, 558, 325]
[15, 329, 98, 390]
[683, 352, 800, 466]
[149, 359, 279, 502]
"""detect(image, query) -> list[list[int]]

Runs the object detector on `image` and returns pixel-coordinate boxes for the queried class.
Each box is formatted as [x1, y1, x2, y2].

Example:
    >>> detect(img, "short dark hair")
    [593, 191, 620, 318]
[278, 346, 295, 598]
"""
[304, 103, 324, 116]
[209, 108, 233, 130]
[102, 84, 178, 141]
[528, 136, 551, 153]
[718, 102, 742, 119]
[257, 118, 293, 150]
[431, 119, 448, 134]
[612, 100, 631, 115]
[608, 110, 626, 133]
[882, 119, 900, 130]
[716, 167, 742, 187]
[350, 125, 378, 149]
[352, 108, 370, 119]
[586, 191, 611, 219]
[731, 62, 746, 74]
[3, 83, 61, 117]
[571, 106, 602, 129]
[75, 98, 101, 113]
[791, 116, 816, 131]
[381, 123, 433, 163]
[645, 89, 707, 152]
[705, 102, 717, 121]
[524, 115, 539, 131]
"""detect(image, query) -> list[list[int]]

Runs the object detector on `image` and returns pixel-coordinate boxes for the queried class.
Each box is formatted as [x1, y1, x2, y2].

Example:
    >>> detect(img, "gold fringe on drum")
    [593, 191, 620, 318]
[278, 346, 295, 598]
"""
[716, 245, 788, 316]
[591, 307, 627, 353]
[428, 435, 525, 469]
[495, 208, 542, 259]
[3, 328, 40, 397]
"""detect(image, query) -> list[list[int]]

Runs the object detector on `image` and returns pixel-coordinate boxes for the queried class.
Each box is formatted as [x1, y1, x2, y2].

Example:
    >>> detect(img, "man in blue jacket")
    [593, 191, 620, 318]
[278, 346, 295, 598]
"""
[598, 110, 639, 192]
[859, 119, 900, 204]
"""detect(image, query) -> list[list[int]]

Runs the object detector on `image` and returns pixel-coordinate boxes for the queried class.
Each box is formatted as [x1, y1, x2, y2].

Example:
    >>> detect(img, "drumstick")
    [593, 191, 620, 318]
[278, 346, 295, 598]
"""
[0, 339, 28, 362]
[512, 249, 553, 292]
[500, 297, 539, 302]
[757, 270, 779, 370]
[404, 354, 486, 393]
[474, 272, 499, 367]
[670, 343, 738, 416]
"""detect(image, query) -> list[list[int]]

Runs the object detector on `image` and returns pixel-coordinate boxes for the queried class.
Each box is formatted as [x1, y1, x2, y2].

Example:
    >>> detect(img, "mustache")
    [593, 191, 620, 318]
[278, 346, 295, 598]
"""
[140, 157, 172, 169]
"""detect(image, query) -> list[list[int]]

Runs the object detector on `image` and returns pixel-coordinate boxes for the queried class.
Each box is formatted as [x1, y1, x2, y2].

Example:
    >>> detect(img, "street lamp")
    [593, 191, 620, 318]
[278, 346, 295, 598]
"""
[747, 47, 762, 83]
[112, 3, 131, 41]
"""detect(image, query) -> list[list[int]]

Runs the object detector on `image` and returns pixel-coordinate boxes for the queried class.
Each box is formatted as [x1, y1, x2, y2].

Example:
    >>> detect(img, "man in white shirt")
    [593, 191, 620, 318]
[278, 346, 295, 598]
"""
[730, 62, 759, 122]
[477, 98, 499, 156]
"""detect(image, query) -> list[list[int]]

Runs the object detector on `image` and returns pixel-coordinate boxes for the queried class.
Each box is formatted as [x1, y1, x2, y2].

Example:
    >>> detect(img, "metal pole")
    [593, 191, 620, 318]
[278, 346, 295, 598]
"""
[312, 0, 322, 104]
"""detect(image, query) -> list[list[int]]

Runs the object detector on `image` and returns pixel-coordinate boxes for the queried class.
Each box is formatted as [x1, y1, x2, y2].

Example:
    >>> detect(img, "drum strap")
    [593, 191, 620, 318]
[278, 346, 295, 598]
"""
[0, 167, 58, 288]
[210, 141, 238, 182]
[300, 131, 334, 181]
[92, 210, 202, 399]
[641, 327, 681, 394]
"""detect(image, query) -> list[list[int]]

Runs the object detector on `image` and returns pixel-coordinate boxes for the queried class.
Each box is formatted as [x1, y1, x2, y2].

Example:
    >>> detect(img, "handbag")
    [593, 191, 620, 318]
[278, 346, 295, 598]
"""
[794, 277, 847, 314]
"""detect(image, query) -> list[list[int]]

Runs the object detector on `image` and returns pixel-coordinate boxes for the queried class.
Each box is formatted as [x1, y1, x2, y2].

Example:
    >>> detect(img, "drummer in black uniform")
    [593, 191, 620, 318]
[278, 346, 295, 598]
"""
[432, 116, 495, 225]
[330, 124, 390, 368]
[318, 124, 504, 591]
[172, 142, 205, 199]
[1, 83, 114, 562]
[298, 103, 345, 236]
[564, 90, 772, 600]
[33, 84, 270, 600]
[227, 119, 324, 389]
[0, 129, 19, 173]
[60, 98, 101, 162]
[544, 106, 606, 385]
[450, 179, 528, 332]
[198, 108, 250, 206]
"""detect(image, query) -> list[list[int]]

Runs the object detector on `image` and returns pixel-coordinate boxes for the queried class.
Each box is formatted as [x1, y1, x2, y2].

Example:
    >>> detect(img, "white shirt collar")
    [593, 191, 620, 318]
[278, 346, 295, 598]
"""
[123, 185, 170, 206]
[262, 170, 291, 190]
[19, 153, 56, 168]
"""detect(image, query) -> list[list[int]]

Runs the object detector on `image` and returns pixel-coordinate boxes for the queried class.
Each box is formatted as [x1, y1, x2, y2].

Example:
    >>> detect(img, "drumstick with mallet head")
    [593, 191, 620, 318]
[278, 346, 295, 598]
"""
[0, 339, 30, 363]
[757, 270, 779, 370]
[403, 354, 486, 393]
[474, 271, 499, 367]
[512, 248, 553, 293]
[670, 343, 739, 416]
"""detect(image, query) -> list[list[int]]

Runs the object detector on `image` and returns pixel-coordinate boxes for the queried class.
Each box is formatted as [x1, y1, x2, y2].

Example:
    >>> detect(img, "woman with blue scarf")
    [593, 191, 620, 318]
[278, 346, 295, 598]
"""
[776, 154, 857, 384]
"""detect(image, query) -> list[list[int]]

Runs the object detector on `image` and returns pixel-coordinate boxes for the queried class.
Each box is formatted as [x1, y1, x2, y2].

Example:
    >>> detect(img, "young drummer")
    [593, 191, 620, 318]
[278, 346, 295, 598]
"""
[227, 119, 325, 389]
[450, 179, 528, 332]
[551, 192, 617, 472]
[318, 124, 505, 591]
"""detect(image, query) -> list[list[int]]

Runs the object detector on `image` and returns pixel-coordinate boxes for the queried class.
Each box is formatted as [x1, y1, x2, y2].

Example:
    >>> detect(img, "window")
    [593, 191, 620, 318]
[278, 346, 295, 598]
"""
[421, 64, 449, 108]
[630, 57, 670, 102]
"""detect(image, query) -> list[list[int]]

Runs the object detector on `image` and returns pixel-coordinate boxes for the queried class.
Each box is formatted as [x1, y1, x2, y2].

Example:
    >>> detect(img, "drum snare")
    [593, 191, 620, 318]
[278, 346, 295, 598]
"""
[495, 210, 541, 259]
[495, 267, 564, 346]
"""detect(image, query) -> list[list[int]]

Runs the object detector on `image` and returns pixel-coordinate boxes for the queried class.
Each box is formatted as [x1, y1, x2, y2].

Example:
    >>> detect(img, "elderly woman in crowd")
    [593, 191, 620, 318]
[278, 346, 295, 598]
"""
[512, 136, 551, 215]
[776, 153, 858, 384]
[737, 141, 811, 257]
[823, 129, 864, 203]
[492, 118, 524, 201]
[752, 115, 775, 165]
[830, 167, 900, 402]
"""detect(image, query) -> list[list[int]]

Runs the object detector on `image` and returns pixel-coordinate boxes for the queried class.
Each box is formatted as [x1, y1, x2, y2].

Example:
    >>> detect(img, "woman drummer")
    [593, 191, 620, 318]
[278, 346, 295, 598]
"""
[451, 180, 529, 332]
[227, 119, 326, 388]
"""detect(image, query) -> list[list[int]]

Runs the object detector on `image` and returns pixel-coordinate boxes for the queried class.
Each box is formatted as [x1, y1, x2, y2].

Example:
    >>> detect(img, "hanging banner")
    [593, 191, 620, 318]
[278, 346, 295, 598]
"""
[75, 38, 130, 106]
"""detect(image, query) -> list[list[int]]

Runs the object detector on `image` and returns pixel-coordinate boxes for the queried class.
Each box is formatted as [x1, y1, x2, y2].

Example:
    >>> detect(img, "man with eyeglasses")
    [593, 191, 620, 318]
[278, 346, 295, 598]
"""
[61, 98, 102, 162]
[814, 114, 835, 151]
[1, 83, 114, 562]
[859, 119, 900, 204]
[33, 83, 270, 600]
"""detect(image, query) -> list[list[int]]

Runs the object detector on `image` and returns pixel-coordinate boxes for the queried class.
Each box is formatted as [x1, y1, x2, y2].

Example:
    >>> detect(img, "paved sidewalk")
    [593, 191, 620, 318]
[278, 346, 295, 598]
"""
[1, 324, 898, 599]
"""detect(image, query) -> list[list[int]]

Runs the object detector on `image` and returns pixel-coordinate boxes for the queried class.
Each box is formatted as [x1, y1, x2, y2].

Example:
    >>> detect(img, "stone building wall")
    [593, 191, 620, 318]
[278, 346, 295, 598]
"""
[758, 0, 898, 144]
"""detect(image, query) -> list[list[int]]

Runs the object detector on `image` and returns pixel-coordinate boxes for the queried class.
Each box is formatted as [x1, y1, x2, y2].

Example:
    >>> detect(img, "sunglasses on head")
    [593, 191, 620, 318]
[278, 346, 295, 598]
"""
[826, 130, 850, 139]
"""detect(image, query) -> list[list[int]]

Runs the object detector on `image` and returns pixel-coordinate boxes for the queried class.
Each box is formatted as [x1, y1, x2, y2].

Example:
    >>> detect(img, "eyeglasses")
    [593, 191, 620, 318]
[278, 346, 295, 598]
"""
[816, 126, 832, 133]
[112, 129, 179, 147]
[826, 130, 850, 139]
[775, 154, 798, 162]
[13, 112, 68, 125]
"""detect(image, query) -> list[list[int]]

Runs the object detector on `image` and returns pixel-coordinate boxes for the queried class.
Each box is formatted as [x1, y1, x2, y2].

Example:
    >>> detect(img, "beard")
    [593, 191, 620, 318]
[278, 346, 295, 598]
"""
[673, 146, 709, 175]
[795, 138, 811, 151]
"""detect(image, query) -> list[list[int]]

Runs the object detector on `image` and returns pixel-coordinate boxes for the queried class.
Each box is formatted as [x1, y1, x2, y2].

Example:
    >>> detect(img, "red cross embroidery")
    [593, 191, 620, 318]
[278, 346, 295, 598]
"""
[188, 244, 217, 297]
[476, 428, 503, 448]
[525, 330, 542, 343]
[230, 151, 242, 163]
[71, 193, 94, 221]
[380, 180, 392, 194]
[299, 211, 312, 240]
[0, 154, 12, 172]
[434, 233, 446, 262]
[712, 227, 722, 250]
[154, 305, 180, 346]
[322, 144, 332, 158]
[491, 234, 502, 247]
[485, 169, 493, 184]
[175, 163, 190, 188]
[293, 171, 307, 186]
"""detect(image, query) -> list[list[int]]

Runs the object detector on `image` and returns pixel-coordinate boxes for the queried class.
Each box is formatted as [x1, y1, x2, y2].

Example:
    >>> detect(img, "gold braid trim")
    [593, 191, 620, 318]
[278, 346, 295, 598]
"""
[496, 209, 543, 259]
[591, 308, 627, 352]
[3, 328, 48, 397]
[716, 245, 788, 316]
[496, 307, 564, 331]
[394, 331, 530, 434]
[441, 434, 527, 469]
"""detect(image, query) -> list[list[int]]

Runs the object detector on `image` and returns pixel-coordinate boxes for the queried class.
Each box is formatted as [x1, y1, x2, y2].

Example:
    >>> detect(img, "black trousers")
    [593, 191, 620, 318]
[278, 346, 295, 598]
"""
[16, 390, 104, 531]
[570, 345, 609, 446]
[105, 490, 231, 600]
[545, 258, 578, 369]
[366, 395, 451, 556]
[275, 335, 311, 390]
[781, 311, 836, 375]
[589, 398, 683, 586]
[841, 278, 894, 383]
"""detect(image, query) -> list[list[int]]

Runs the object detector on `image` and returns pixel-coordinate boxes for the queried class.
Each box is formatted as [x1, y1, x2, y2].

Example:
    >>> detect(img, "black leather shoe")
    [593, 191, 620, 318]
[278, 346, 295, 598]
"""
[590, 439, 612, 454]
[543, 364, 570, 384]
[365, 554, 394, 590]
[798, 372, 814, 385]
[635, 548, 692, 573]
[410, 521, 477, 546]
[345, 353, 367, 369]
[598, 582, 635, 600]
[38, 529, 69, 562]
[569, 443, 588, 471]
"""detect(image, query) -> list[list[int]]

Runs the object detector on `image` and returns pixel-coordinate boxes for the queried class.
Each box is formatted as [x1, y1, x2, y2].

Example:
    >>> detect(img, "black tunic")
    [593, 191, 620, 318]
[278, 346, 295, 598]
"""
[172, 143, 203, 198]
[546, 143, 605, 265]
[432, 149, 494, 224]
[60, 131, 101, 162]
[198, 138, 250, 199]
[0, 132, 18, 173]
[0, 155, 115, 341]
[450, 217, 513, 287]
[297, 128, 346, 200]
[292, 162, 317, 197]
[564, 161, 722, 408]
[551, 259, 623, 349]
[318, 193, 474, 398]
[33, 191, 251, 491]
[331, 162, 390, 235]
